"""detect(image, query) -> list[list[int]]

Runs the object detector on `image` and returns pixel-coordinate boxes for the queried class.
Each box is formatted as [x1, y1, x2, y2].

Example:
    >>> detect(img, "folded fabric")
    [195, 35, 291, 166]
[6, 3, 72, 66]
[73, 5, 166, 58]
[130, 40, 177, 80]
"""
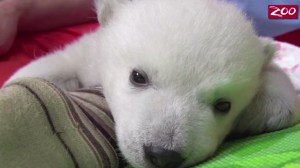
[273, 41, 300, 92]
[0, 78, 121, 168]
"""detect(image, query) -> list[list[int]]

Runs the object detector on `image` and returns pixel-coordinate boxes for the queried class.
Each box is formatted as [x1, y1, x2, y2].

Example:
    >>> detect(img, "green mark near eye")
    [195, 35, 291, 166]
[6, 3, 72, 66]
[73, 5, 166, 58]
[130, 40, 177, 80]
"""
[197, 78, 257, 105]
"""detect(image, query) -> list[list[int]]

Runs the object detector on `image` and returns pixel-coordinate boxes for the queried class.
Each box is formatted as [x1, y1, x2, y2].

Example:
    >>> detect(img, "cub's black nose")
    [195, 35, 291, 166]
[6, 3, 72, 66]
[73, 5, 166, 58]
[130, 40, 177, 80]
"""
[144, 145, 184, 168]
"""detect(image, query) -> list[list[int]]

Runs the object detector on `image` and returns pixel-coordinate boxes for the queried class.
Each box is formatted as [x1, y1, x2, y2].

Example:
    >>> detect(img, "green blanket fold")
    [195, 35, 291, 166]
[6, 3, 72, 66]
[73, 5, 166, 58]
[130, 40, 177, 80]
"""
[0, 78, 120, 168]
[199, 124, 300, 168]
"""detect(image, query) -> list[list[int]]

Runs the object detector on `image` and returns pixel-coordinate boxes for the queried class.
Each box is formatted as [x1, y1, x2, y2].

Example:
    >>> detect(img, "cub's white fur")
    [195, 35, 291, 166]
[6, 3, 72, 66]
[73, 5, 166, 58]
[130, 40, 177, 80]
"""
[6, 0, 300, 167]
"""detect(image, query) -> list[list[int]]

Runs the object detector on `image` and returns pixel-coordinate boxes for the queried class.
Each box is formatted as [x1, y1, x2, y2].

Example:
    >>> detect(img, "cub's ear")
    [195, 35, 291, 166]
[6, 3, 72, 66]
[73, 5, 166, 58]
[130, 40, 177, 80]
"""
[94, 0, 130, 25]
[259, 37, 276, 66]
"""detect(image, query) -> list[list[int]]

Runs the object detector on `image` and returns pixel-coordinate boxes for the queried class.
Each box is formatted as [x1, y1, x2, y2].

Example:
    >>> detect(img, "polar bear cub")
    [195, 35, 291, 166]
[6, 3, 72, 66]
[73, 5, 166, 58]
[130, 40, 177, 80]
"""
[7, 0, 300, 167]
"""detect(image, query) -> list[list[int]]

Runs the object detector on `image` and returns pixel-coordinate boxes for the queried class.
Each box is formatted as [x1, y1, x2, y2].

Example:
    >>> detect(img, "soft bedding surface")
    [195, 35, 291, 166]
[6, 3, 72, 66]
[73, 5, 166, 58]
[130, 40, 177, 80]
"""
[198, 124, 300, 168]
[0, 22, 98, 86]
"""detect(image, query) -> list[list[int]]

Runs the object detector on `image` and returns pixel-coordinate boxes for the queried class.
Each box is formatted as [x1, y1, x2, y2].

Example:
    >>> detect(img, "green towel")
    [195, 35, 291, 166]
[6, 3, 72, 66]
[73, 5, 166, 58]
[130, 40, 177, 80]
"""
[198, 124, 300, 168]
[0, 78, 121, 168]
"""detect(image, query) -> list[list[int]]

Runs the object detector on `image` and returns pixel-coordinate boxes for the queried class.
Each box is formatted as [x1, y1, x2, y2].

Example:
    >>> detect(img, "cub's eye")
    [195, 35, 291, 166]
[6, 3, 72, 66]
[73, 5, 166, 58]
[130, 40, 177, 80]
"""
[214, 99, 231, 113]
[130, 69, 149, 87]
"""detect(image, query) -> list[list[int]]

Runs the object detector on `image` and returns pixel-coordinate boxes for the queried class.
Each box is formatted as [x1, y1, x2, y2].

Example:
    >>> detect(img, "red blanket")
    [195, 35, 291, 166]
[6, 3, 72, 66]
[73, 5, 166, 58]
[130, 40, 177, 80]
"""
[0, 22, 299, 86]
[0, 22, 98, 86]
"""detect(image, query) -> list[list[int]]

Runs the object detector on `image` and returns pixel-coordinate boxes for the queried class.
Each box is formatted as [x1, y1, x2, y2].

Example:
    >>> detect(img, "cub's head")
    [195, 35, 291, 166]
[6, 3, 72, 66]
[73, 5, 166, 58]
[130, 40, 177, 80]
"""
[94, 0, 275, 167]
